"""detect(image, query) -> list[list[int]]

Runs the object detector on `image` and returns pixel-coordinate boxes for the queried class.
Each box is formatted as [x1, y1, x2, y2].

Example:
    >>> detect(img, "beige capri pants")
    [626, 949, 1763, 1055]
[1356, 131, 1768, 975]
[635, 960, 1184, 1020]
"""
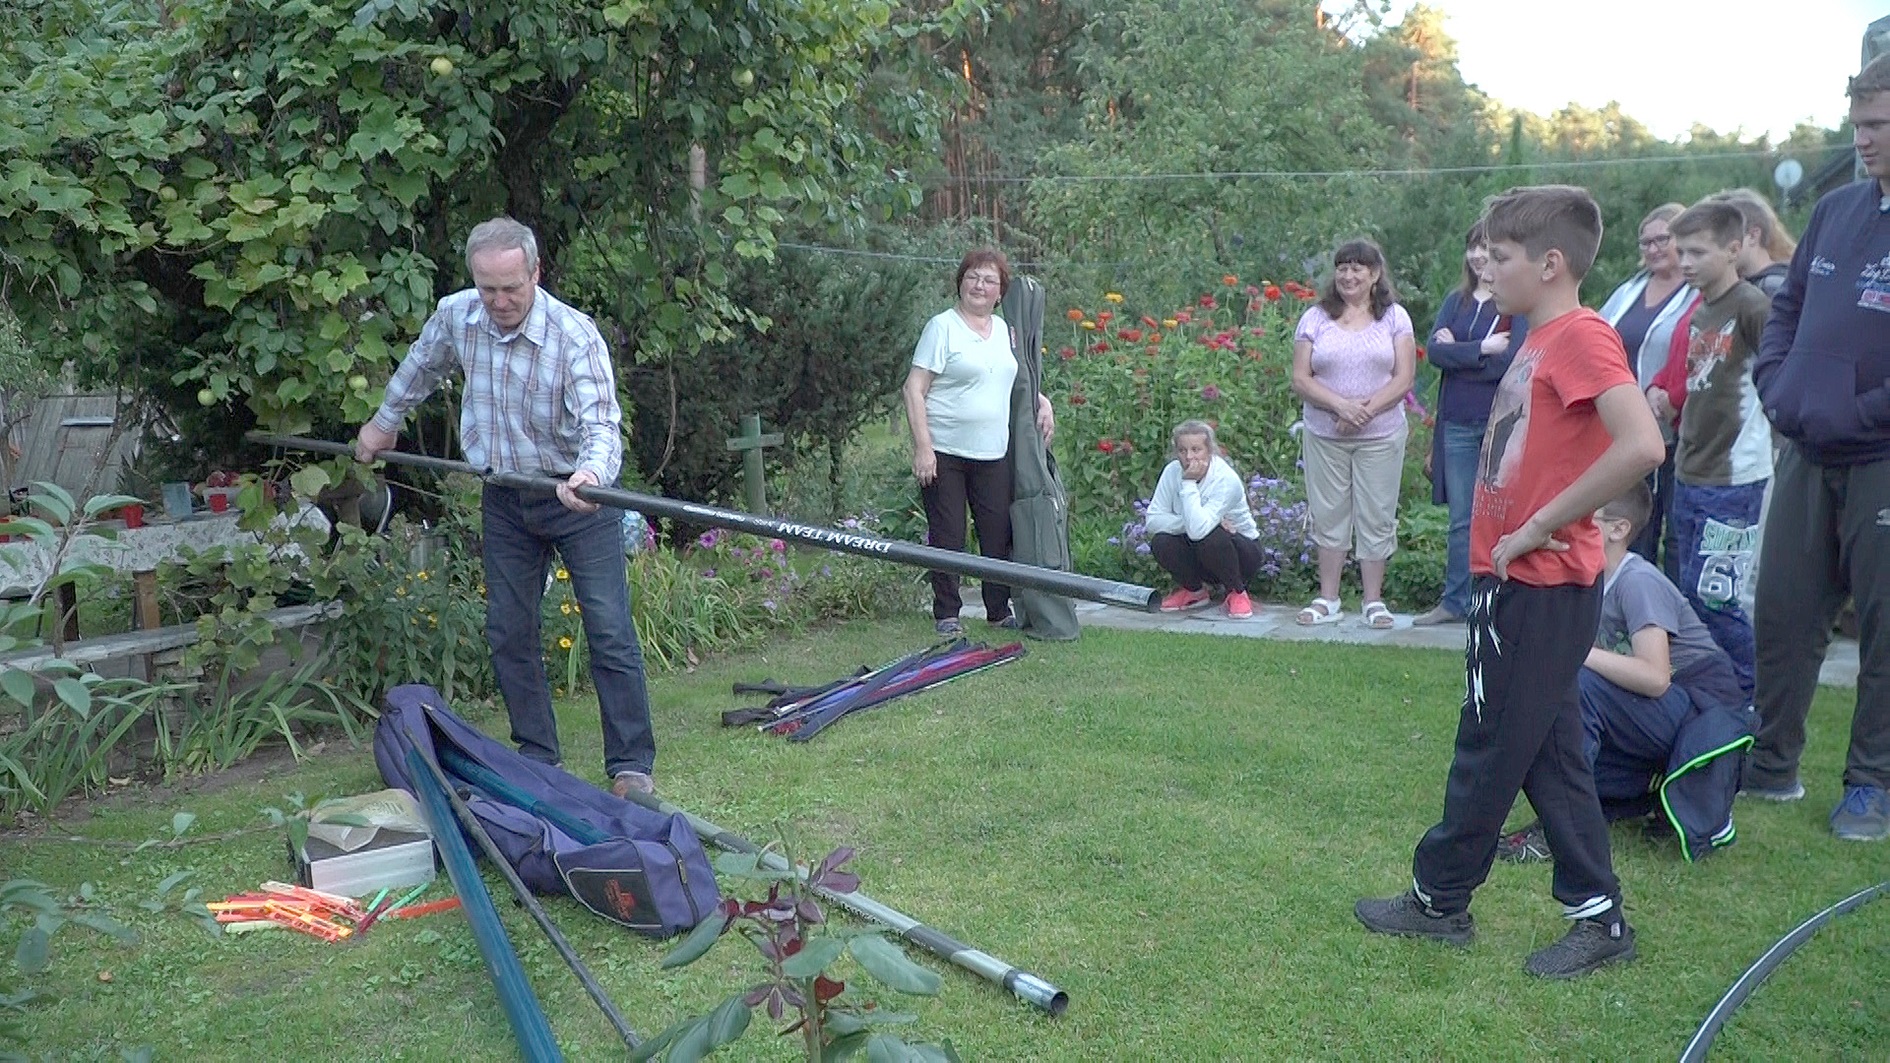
[1302, 419, 1407, 561]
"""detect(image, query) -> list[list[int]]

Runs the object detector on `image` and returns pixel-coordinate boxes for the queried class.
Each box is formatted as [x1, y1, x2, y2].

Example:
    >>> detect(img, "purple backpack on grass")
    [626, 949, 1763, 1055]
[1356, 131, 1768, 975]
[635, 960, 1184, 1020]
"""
[374, 684, 719, 938]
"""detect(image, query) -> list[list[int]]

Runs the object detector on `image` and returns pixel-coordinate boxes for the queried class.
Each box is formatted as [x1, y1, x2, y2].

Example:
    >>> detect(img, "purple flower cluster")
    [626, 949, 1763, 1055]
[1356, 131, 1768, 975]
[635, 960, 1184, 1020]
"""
[1109, 498, 1153, 556]
[1245, 475, 1314, 579]
[685, 512, 894, 620]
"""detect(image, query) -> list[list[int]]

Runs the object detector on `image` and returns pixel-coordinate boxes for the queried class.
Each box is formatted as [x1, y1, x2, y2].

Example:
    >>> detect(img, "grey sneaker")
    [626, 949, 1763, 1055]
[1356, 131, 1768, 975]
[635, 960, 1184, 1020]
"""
[1739, 778, 1806, 802]
[611, 771, 655, 798]
[1830, 785, 1890, 841]
[1410, 605, 1465, 627]
[1354, 891, 1475, 946]
[1524, 917, 1636, 979]
[935, 617, 964, 636]
[1496, 821, 1551, 864]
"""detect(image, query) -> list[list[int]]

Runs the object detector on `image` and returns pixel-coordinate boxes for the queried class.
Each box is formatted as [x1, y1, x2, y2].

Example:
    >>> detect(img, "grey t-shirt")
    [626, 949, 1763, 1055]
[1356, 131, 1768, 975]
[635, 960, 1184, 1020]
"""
[1596, 553, 1725, 676]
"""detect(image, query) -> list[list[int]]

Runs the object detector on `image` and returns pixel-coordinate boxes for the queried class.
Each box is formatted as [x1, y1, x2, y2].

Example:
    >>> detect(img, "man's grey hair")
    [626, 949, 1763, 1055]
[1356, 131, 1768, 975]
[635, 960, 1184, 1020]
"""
[1171, 419, 1219, 457]
[465, 216, 540, 275]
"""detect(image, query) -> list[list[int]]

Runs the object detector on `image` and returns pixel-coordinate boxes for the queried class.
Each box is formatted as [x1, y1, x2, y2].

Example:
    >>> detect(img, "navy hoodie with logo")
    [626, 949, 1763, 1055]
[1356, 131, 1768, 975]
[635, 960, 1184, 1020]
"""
[1753, 179, 1890, 467]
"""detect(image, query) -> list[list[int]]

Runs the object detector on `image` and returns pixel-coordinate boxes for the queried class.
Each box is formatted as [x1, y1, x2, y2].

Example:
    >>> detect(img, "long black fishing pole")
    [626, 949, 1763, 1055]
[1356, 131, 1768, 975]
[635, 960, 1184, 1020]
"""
[407, 747, 565, 1062]
[248, 432, 1158, 612]
[615, 789, 1070, 1017]
[1678, 879, 1889, 1062]
[411, 748, 641, 1052]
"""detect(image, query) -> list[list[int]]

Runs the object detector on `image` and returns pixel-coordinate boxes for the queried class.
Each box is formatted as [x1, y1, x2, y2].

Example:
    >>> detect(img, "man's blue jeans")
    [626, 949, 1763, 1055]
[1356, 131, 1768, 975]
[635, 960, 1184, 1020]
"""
[1438, 419, 1485, 618]
[481, 484, 656, 778]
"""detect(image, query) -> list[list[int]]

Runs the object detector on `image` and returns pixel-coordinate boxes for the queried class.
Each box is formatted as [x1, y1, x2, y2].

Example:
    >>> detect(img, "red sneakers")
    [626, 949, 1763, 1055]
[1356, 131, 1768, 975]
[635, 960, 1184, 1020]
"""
[1224, 591, 1253, 619]
[1159, 587, 1212, 612]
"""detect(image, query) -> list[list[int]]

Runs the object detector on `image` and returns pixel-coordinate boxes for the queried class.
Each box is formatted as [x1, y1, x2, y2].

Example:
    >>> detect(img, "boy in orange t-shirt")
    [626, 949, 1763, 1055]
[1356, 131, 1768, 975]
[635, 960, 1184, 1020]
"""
[1355, 185, 1666, 979]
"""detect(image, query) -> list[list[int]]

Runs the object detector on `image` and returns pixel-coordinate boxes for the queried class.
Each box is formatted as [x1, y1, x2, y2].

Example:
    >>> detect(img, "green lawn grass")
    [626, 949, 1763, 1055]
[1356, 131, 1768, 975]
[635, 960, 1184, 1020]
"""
[5, 619, 1885, 1061]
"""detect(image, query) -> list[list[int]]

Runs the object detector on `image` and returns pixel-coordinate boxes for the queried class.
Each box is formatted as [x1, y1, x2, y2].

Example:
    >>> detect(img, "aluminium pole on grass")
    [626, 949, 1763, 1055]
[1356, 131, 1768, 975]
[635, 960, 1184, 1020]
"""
[1678, 879, 1889, 1062]
[248, 432, 1160, 612]
[615, 788, 1070, 1018]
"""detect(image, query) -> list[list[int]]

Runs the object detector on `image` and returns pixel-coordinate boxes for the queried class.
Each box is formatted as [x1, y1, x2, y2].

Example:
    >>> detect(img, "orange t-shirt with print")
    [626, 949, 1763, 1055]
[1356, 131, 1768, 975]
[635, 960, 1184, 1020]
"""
[1470, 308, 1638, 588]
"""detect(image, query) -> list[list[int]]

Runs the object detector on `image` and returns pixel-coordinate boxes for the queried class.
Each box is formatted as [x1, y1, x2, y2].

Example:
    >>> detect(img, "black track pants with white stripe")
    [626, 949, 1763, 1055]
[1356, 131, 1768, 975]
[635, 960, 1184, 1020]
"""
[1411, 576, 1622, 920]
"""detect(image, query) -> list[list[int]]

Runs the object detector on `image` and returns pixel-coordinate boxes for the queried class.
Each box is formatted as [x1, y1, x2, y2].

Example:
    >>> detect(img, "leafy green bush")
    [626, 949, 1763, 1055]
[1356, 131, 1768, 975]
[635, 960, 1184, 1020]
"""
[1384, 504, 1449, 612]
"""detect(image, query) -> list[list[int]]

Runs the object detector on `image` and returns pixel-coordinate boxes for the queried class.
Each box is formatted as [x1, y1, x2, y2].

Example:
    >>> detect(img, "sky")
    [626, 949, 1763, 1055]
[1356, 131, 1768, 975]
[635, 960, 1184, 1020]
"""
[1357, 0, 1882, 141]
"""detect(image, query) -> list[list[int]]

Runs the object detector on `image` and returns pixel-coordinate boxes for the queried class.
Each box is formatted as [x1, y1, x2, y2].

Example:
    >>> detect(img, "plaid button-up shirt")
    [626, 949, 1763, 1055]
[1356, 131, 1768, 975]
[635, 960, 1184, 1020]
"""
[373, 287, 623, 483]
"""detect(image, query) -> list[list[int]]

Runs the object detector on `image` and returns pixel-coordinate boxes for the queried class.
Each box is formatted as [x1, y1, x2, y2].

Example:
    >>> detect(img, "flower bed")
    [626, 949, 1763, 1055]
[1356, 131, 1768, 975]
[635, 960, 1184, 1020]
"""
[1051, 276, 1443, 607]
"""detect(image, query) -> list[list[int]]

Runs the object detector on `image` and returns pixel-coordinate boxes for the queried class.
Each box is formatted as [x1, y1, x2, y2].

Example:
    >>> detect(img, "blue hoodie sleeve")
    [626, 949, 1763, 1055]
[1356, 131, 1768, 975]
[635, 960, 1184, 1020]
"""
[1425, 291, 1488, 372]
[1428, 290, 1523, 382]
[1750, 191, 1890, 445]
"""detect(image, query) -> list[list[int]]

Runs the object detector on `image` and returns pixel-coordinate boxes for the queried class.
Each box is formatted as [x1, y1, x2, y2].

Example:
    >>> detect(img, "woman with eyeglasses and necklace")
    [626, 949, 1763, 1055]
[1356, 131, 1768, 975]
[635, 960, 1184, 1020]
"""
[902, 248, 1055, 636]
[1599, 203, 1694, 578]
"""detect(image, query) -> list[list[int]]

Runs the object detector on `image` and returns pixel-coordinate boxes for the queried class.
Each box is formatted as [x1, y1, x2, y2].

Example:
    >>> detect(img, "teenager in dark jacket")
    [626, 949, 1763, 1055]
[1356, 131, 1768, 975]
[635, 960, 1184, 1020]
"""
[1743, 56, 1890, 842]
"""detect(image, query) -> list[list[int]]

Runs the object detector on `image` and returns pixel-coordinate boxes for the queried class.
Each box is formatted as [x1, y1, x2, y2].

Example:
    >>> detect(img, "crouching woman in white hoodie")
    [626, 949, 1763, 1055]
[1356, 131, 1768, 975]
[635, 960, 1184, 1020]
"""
[1144, 420, 1263, 619]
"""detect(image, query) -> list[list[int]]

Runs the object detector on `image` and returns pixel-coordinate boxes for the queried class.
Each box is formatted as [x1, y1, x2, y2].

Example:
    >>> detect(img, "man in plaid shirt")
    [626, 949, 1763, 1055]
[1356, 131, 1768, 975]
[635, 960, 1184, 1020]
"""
[355, 217, 658, 797]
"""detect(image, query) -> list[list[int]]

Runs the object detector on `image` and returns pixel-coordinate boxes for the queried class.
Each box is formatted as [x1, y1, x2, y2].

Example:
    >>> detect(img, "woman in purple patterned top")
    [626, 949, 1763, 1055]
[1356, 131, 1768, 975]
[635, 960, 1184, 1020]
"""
[1289, 238, 1417, 629]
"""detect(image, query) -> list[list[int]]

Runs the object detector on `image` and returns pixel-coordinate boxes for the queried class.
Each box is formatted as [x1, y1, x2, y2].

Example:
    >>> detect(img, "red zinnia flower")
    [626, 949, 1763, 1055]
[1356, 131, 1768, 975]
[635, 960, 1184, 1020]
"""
[1141, 315, 1160, 329]
[1097, 310, 1114, 324]
[1098, 439, 1115, 453]
[1199, 294, 1217, 309]
[1264, 284, 1282, 302]
[1119, 328, 1143, 342]
[1058, 346, 1076, 361]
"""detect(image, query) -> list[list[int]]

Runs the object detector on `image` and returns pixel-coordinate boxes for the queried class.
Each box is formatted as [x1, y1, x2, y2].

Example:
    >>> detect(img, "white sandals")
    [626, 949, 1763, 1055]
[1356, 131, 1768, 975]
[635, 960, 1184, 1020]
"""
[1362, 601, 1395, 629]
[1297, 597, 1343, 626]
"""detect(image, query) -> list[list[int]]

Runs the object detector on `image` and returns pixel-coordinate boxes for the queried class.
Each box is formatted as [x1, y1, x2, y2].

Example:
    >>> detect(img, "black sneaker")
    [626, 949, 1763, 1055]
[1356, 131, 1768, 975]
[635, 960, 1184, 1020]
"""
[1496, 821, 1551, 864]
[1523, 918, 1636, 979]
[1354, 891, 1475, 946]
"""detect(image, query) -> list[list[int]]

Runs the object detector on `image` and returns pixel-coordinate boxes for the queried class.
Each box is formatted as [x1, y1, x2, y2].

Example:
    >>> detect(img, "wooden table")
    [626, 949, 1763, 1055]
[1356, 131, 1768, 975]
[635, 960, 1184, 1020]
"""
[0, 504, 330, 641]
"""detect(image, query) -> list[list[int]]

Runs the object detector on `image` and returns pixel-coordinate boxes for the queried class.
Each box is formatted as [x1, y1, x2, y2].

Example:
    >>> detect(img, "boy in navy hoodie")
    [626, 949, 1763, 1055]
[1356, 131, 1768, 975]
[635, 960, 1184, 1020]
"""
[1746, 54, 1890, 841]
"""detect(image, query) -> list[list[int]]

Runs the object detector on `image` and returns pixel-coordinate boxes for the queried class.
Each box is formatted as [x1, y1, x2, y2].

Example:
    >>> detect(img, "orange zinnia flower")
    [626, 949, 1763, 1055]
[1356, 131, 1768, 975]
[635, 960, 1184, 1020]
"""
[1066, 308, 1085, 321]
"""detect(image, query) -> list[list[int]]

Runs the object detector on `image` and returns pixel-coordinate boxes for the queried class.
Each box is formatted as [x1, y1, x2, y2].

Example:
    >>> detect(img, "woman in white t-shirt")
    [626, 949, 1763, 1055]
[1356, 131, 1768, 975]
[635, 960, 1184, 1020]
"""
[1144, 420, 1262, 619]
[901, 248, 1054, 636]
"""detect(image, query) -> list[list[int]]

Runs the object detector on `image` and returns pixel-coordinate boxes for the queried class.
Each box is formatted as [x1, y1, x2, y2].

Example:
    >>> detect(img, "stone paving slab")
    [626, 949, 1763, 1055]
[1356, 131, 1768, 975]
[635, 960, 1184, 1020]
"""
[962, 599, 1860, 689]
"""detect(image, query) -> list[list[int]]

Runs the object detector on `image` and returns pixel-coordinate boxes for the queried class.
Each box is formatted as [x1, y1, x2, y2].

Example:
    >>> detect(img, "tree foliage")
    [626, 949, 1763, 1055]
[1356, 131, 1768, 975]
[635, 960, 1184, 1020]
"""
[2, 0, 961, 477]
[626, 247, 934, 508]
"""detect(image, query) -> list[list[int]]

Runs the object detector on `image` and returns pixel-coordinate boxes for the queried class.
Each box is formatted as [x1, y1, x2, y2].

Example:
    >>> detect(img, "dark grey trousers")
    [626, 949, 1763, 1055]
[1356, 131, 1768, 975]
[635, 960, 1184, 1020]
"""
[1748, 442, 1890, 791]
